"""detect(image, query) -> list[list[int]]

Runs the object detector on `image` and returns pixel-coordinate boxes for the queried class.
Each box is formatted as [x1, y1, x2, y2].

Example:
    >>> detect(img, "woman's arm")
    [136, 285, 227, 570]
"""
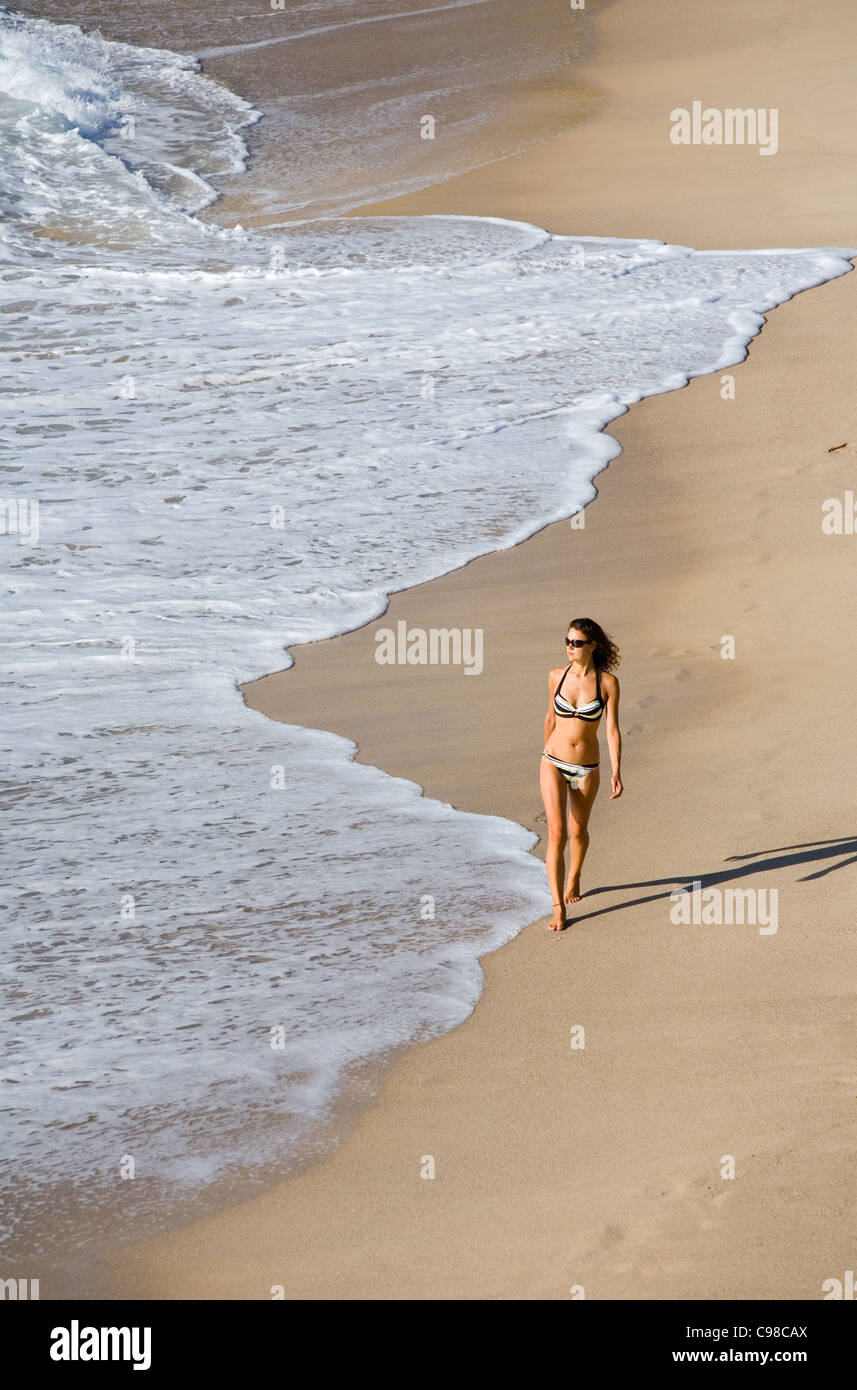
[543, 670, 558, 750]
[603, 673, 623, 798]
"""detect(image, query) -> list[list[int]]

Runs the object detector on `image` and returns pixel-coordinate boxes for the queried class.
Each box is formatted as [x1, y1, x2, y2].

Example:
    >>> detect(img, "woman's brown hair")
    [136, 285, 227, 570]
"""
[566, 617, 620, 672]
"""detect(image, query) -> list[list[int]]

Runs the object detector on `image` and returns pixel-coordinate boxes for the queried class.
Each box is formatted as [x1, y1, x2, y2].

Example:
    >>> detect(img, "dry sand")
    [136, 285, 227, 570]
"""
[109, 0, 857, 1298]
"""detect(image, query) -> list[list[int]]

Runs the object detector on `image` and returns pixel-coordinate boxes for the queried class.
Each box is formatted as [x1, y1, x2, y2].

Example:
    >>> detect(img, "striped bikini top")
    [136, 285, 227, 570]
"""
[553, 664, 605, 721]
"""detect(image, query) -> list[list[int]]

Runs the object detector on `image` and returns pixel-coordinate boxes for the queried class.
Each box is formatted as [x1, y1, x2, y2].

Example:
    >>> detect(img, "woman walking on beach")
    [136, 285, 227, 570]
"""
[540, 618, 622, 930]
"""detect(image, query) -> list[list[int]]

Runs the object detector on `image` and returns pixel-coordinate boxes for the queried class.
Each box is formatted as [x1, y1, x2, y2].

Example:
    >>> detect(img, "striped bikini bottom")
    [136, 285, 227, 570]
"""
[542, 753, 600, 788]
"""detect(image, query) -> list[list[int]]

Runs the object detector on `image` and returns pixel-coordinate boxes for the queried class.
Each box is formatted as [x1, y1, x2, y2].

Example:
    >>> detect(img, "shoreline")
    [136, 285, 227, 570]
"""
[106, 0, 857, 1297]
[109, 264, 857, 1298]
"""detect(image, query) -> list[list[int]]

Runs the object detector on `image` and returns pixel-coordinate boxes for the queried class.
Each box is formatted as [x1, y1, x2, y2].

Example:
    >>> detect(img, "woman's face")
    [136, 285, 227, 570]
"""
[566, 629, 591, 656]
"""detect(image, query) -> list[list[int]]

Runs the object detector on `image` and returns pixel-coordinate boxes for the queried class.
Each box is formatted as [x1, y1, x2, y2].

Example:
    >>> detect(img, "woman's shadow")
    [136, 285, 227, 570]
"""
[570, 834, 857, 925]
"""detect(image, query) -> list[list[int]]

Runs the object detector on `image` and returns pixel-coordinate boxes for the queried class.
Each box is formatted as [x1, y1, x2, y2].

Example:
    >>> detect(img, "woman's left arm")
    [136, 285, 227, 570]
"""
[604, 674, 623, 799]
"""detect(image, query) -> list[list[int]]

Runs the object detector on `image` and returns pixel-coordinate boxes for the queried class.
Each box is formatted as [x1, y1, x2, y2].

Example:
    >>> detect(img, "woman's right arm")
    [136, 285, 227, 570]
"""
[543, 670, 557, 751]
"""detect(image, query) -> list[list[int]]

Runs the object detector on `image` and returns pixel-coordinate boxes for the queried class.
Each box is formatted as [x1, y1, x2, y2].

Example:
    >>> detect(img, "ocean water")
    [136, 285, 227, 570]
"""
[1, 7, 854, 1257]
[12, 0, 602, 223]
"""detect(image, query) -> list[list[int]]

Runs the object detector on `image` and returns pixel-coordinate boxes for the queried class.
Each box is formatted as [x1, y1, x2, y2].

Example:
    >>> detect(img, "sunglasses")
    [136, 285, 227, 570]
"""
[566, 638, 590, 648]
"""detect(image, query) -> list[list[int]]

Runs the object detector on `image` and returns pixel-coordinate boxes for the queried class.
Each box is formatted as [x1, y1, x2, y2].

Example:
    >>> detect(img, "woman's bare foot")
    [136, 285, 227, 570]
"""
[564, 875, 582, 906]
[548, 901, 566, 931]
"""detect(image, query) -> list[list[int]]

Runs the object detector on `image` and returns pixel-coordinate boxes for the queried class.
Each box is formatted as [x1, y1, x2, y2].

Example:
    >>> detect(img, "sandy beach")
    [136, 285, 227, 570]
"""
[105, 0, 857, 1298]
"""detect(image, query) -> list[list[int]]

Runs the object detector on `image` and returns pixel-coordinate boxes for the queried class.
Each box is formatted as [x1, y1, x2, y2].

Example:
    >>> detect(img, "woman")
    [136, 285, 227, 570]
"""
[540, 618, 623, 930]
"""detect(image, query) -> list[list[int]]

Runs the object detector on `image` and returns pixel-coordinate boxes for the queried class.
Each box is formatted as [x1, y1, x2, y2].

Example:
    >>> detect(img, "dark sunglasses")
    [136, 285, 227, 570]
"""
[566, 638, 590, 648]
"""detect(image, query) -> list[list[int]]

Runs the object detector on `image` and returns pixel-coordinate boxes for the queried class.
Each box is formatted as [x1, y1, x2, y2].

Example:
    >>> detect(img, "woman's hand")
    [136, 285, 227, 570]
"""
[610, 772, 623, 799]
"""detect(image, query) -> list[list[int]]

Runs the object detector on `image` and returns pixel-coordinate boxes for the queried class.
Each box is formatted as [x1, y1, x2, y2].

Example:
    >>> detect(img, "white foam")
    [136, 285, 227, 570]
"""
[0, 9, 259, 236]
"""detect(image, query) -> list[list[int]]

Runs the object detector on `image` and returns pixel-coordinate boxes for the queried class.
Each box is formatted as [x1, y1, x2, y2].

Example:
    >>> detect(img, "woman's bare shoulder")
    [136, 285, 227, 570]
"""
[601, 670, 620, 693]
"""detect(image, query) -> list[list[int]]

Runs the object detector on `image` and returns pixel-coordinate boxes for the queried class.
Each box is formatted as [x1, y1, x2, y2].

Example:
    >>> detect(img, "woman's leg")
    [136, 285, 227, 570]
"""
[565, 769, 601, 904]
[539, 756, 569, 929]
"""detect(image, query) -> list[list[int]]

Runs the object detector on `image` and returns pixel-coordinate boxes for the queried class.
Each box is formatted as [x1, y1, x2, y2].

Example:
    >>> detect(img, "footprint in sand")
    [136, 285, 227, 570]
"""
[599, 1224, 625, 1250]
[638, 695, 656, 708]
[627, 724, 643, 735]
[675, 668, 691, 680]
